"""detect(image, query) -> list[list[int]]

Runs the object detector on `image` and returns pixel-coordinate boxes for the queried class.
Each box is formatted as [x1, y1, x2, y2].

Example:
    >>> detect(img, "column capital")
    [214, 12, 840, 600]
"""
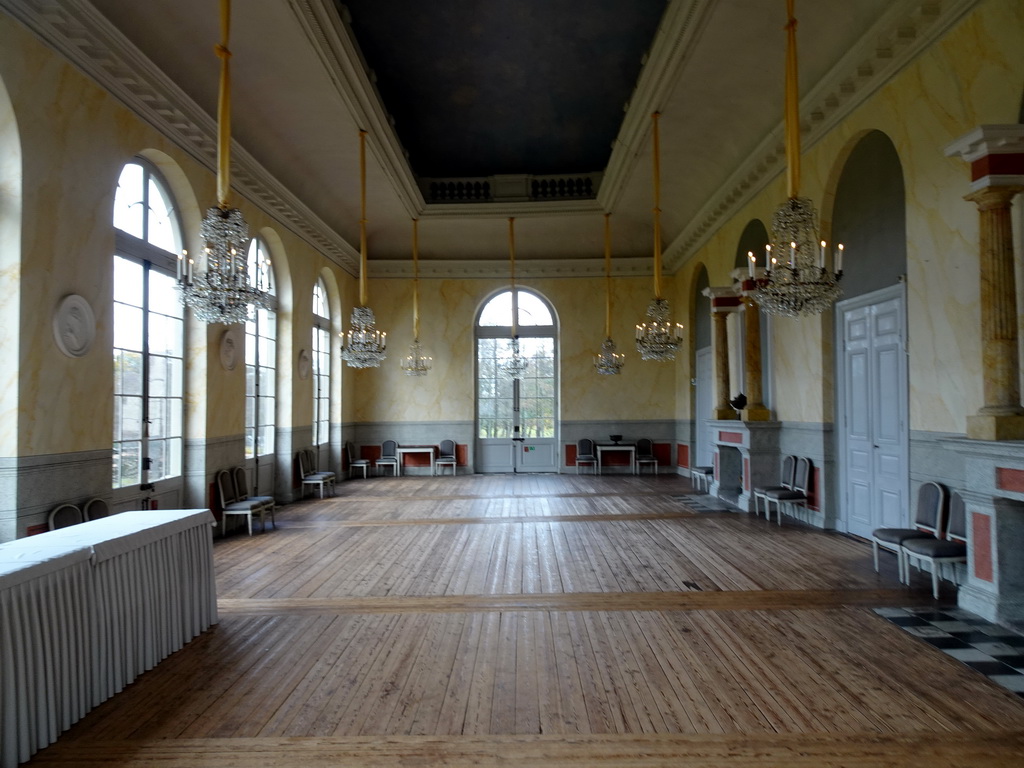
[965, 185, 1024, 211]
[702, 286, 742, 313]
[946, 125, 1024, 191]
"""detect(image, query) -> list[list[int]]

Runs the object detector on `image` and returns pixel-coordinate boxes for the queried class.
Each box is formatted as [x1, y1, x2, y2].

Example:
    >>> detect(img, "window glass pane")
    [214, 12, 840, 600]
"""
[148, 356, 167, 398]
[166, 358, 183, 397]
[259, 425, 275, 455]
[113, 164, 145, 239]
[149, 270, 183, 317]
[119, 396, 143, 441]
[114, 441, 142, 487]
[115, 351, 143, 395]
[245, 427, 255, 460]
[259, 367, 274, 394]
[113, 256, 144, 306]
[113, 304, 144, 352]
[517, 291, 553, 326]
[479, 291, 512, 326]
[146, 176, 181, 254]
[149, 439, 166, 480]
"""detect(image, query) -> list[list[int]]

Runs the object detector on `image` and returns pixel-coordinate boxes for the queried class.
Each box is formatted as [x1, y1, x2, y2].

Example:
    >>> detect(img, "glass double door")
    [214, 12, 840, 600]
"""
[476, 337, 557, 473]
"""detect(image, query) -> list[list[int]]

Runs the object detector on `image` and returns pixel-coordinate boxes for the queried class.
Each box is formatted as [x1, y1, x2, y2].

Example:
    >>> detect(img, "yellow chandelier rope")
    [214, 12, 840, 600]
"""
[508, 217, 517, 337]
[215, 0, 233, 208]
[651, 112, 663, 300]
[358, 129, 369, 307]
[412, 218, 420, 341]
[784, 0, 801, 199]
[604, 212, 613, 339]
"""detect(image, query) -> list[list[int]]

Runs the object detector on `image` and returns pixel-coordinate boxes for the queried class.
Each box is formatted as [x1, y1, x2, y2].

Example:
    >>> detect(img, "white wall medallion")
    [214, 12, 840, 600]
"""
[298, 348, 311, 380]
[53, 294, 96, 358]
[219, 327, 242, 371]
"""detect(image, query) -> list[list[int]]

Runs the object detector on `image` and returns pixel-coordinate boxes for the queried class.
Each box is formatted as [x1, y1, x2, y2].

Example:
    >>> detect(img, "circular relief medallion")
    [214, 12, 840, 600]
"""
[53, 294, 96, 358]
[219, 328, 241, 371]
[298, 349, 311, 380]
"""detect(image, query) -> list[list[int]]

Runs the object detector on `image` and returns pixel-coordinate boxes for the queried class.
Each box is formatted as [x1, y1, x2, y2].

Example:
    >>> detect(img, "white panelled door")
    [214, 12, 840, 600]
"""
[839, 287, 908, 538]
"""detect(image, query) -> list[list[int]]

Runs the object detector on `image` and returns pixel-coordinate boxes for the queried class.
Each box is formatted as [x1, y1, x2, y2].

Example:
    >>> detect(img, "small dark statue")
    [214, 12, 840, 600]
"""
[729, 393, 747, 413]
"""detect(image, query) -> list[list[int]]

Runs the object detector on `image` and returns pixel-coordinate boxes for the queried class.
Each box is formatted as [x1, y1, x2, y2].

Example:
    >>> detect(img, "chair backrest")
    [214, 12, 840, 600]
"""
[912, 481, 948, 535]
[48, 503, 83, 530]
[946, 491, 967, 542]
[345, 442, 357, 465]
[83, 497, 110, 521]
[636, 438, 654, 457]
[439, 439, 456, 458]
[792, 457, 812, 493]
[577, 438, 594, 457]
[233, 466, 250, 500]
[381, 439, 398, 458]
[215, 468, 237, 508]
[780, 455, 797, 488]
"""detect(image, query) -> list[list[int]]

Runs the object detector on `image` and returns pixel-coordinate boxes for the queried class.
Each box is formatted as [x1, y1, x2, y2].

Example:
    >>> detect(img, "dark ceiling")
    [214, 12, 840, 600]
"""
[338, 0, 667, 179]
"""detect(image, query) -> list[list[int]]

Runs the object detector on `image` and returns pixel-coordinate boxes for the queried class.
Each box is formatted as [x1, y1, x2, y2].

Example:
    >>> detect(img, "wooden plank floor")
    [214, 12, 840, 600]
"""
[28, 474, 1024, 766]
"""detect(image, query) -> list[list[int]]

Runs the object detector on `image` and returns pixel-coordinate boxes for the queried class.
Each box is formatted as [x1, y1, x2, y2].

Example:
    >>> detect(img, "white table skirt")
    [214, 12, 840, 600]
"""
[0, 509, 217, 768]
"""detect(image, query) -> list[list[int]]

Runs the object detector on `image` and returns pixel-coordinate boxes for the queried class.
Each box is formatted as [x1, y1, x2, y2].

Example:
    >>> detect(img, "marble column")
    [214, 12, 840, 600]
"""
[741, 294, 772, 421]
[964, 186, 1024, 440]
[946, 125, 1024, 441]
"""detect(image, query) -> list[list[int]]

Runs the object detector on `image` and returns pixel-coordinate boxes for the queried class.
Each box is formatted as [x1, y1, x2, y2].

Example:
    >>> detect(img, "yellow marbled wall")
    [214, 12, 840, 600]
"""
[0, 14, 350, 454]
[676, 0, 1024, 432]
[349, 274, 679, 424]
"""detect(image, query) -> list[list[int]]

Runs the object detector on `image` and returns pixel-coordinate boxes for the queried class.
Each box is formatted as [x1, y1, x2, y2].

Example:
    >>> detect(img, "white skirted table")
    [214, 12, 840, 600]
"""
[0, 509, 217, 768]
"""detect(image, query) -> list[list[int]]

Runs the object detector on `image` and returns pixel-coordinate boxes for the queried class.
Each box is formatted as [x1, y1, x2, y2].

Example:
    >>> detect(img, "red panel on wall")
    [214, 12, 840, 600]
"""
[743, 457, 750, 491]
[677, 443, 689, 468]
[972, 512, 994, 582]
[996, 467, 1024, 493]
[456, 443, 468, 467]
[566, 443, 578, 466]
[971, 153, 1024, 181]
[809, 467, 820, 510]
[719, 431, 743, 444]
[653, 443, 672, 466]
[26, 523, 48, 536]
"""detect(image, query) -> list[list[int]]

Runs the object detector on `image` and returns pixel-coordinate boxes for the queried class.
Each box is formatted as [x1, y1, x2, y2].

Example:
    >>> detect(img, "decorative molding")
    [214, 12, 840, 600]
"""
[368, 257, 652, 280]
[662, 0, 983, 273]
[52, 294, 95, 358]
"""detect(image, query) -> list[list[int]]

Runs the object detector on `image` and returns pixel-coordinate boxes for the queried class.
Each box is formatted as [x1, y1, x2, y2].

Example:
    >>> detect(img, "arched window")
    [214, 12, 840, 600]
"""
[311, 279, 331, 447]
[475, 288, 558, 473]
[245, 237, 276, 464]
[112, 159, 184, 498]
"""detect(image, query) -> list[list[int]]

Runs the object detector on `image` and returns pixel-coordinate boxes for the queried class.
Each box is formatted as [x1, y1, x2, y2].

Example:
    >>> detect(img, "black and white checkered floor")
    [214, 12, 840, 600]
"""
[874, 606, 1024, 698]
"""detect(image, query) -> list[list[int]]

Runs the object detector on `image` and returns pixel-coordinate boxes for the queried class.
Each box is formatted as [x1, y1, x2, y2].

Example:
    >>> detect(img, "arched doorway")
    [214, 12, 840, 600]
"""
[475, 288, 558, 473]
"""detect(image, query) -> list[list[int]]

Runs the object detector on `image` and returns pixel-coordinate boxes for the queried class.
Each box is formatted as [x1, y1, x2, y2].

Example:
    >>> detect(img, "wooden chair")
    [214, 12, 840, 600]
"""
[902, 490, 967, 599]
[216, 468, 268, 536]
[345, 442, 370, 479]
[635, 438, 658, 475]
[48, 503, 83, 530]
[753, 455, 797, 520]
[300, 449, 336, 496]
[376, 439, 400, 476]
[872, 481, 947, 583]
[691, 466, 713, 492]
[436, 439, 457, 476]
[233, 466, 276, 530]
[576, 438, 597, 474]
[761, 456, 812, 525]
[83, 497, 110, 521]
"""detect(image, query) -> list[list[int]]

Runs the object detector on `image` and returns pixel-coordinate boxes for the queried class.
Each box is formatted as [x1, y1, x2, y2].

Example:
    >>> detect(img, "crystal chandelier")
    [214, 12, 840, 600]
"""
[401, 218, 432, 376]
[594, 213, 625, 375]
[499, 217, 529, 380]
[752, 0, 843, 317]
[341, 130, 386, 368]
[636, 112, 683, 361]
[178, 0, 271, 324]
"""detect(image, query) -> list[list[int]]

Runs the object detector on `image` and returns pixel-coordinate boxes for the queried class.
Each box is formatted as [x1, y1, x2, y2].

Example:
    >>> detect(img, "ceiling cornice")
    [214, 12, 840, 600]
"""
[661, 0, 982, 272]
[598, 0, 716, 215]
[287, 0, 425, 214]
[369, 257, 652, 280]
